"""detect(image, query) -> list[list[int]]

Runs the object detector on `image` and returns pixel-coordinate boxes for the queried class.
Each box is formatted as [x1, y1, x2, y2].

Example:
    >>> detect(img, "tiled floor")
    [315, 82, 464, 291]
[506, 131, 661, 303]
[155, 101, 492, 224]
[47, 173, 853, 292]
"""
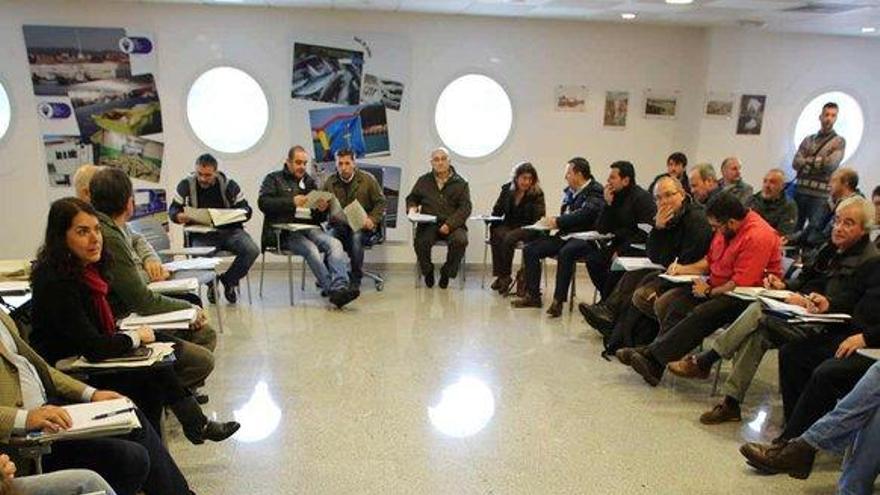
[169, 268, 843, 494]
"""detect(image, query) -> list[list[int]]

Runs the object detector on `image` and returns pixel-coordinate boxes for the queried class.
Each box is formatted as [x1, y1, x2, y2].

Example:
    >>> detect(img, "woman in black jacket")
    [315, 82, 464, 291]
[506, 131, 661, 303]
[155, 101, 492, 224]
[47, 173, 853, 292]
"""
[488, 162, 546, 294]
[29, 197, 239, 445]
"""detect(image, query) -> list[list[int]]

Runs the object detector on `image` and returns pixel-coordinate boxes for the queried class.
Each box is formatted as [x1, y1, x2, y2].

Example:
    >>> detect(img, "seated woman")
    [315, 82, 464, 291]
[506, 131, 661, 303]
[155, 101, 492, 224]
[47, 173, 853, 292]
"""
[488, 161, 545, 295]
[28, 197, 239, 445]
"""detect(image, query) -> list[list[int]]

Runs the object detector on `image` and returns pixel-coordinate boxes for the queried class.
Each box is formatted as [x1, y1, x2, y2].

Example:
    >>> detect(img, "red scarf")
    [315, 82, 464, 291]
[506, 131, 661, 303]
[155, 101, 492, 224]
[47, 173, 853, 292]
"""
[82, 265, 116, 336]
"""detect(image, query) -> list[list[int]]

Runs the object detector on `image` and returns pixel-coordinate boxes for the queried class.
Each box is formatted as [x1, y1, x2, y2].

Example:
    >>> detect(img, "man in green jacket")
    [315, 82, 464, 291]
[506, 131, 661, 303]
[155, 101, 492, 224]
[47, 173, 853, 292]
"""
[323, 149, 387, 288]
[88, 168, 216, 391]
[405, 147, 472, 289]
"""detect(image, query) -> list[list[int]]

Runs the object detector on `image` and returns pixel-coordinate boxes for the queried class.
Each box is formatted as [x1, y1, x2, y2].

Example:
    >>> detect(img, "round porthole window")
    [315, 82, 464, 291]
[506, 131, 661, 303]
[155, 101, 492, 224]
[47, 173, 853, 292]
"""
[793, 91, 864, 165]
[186, 66, 269, 154]
[0, 81, 11, 142]
[434, 74, 513, 159]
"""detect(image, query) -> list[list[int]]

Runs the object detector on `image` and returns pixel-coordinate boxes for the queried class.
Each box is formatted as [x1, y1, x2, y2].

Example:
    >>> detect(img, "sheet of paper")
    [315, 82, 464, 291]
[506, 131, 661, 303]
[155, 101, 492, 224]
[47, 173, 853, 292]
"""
[637, 223, 654, 234]
[470, 215, 504, 222]
[561, 231, 615, 241]
[343, 201, 369, 231]
[274, 223, 320, 232]
[658, 274, 702, 284]
[0, 281, 30, 294]
[163, 257, 222, 272]
[407, 212, 437, 224]
[759, 296, 851, 319]
[119, 308, 198, 329]
[183, 225, 216, 235]
[857, 348, 880, 361]
[183, 207, 213, 226]
[147, 278, 199, 294]
[611, 257, 664, 272]
[28, 398, 141, 443]
[304, 190, 335, 209]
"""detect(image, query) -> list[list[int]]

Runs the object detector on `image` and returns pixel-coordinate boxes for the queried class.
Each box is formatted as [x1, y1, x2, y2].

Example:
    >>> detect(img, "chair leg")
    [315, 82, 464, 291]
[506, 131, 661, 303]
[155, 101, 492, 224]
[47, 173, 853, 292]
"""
[287, 255, 294, 307]
[710, 360, 723, 397]
[213, 272, 225, 334]
[568, 264, 577, 313]
[460, 249, 466, 289]
[245, 273, 252, 305]
[259, 253, 266, 298]
[300, 257, 306, 291]
[481, 241, 488, 289]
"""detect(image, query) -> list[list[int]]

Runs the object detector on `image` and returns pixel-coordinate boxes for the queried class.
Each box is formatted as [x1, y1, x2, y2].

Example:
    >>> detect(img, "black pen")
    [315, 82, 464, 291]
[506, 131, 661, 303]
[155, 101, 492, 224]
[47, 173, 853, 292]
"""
[92, 407, 136, 420]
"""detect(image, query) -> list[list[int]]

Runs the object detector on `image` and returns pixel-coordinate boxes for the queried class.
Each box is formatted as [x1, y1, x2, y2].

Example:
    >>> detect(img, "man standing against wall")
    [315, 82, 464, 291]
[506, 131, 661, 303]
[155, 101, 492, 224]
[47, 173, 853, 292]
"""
[793, 102, 846, 234]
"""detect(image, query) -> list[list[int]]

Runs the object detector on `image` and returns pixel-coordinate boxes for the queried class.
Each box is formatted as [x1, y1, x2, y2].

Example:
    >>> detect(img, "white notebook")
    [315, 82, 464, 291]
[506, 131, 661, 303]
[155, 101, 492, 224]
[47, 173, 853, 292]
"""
[611, 257, 665, 272]
[119, 308, 198, 330]
[658, 274, 702, 284]
[163, 257, 222, 272]
[147, 278, 199, 294]
[25, 398, 141, 443]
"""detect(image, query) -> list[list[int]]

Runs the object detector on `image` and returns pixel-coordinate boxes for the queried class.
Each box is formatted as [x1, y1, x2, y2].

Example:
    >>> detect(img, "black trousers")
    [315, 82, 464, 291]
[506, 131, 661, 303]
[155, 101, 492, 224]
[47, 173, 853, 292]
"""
[522, 237, 595, 302]
[779, 333, 876, 439]
[413, 224, 468, 278]
[489, 225, 538, 277]
[43, 408, 191, 495]
[604, 269, 662, 317]
[648, 296, 750, 364]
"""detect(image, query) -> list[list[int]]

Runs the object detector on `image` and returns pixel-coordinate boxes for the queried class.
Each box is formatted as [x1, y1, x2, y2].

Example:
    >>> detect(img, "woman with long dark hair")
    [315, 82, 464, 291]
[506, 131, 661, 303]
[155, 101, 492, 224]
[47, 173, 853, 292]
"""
[29, 197, 239, 445]
[488, 161, 546, 295]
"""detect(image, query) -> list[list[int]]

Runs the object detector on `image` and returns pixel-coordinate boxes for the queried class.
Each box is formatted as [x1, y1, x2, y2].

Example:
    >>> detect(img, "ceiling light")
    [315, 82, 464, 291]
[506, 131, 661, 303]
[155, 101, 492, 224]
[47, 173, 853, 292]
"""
[665, 0, 694, 4]
[862, 27, 877, 34]
[621, 12, 637, 20]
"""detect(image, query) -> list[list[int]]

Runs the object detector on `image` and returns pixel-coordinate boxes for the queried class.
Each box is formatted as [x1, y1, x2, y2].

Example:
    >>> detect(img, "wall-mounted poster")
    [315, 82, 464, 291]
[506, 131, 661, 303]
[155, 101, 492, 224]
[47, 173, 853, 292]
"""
[704, 92, 734, 119]
[361, 73, 404, 111]
[292, 42, 364, 105]
[22, 25, 161, 187]
[737, 94, 767, 135]
[94, 131, 163, 183]
[555, 85, 587, 112]
[309, 104, 390, 162]
[603, 91, 629, 128]
[644, 90, 678, 119]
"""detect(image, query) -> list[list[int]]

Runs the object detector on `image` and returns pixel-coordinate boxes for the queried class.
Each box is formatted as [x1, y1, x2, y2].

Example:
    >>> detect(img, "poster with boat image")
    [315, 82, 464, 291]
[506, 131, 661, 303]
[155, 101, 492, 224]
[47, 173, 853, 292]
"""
[22, 24, 162, 188]
[292, 42, 364, 105]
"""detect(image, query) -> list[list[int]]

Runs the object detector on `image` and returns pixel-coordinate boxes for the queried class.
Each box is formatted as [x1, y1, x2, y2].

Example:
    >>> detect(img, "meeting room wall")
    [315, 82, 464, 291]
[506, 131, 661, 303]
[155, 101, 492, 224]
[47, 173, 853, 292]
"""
[0, 0, 876, 264]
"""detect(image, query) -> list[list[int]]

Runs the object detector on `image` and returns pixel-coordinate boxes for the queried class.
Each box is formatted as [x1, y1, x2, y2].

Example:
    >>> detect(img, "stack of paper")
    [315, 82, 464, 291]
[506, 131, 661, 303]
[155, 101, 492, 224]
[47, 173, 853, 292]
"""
[611, 257, 665, 272]
[119, 308, 198, 330]
[343, 201, 370, 231]
[163, 257, 222, 272]
[24, 398, 141, 443]
[294, 207, 313, 220]
[275, 223, 320, 232]
[147, 278, 199, 294]
[304, 190, 335, 209]
[758, 296, 851, 322]
[727, 287, 794, 301]
[0, 281, 30, 295]
[58, 343, 176, 371]
[470, 214, 504, 222]
[658, 274, 702, 284]
[637, 223, 654, 234]
[523, 218, 553, 231]
[561, 231, 615, 241]
[158, 246, 217, 257]
[183, 225, 217, 234]
[407, 212, 437, 223]
[209, 208, 248, 227]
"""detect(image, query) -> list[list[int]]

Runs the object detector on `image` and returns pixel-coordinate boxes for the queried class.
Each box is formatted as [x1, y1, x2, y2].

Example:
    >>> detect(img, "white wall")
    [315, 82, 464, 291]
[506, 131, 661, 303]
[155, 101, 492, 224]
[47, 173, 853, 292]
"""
[0, 0, 877, 262]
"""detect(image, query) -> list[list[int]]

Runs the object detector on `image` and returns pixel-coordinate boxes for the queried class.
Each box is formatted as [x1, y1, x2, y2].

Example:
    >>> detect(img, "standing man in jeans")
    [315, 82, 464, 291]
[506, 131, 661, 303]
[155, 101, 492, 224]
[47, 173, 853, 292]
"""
[168, 153, 259, 304]
[323, 148, 387, 289]
[793, 101, 847, 234]
[258, 146, 359, 308]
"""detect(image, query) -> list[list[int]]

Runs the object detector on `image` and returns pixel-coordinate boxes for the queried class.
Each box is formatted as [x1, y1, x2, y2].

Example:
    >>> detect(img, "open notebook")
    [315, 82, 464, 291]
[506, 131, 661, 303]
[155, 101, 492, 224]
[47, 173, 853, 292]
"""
[24, 398, 141, 443]
[119, 308, 198, 330]
[184, 207, 248, 227]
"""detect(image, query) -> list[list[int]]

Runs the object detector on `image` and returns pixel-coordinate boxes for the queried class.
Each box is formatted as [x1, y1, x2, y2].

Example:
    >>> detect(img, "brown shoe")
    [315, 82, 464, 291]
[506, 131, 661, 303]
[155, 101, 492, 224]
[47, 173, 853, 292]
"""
[700, 400, 742, 424]
[739, 439, 816, 479]
[614, 346, 647, 366]
[667, 355, 711, 380]
[511, 294, 542, 308]
[495, 276, 513, 294]
[546, 300, 563, 318]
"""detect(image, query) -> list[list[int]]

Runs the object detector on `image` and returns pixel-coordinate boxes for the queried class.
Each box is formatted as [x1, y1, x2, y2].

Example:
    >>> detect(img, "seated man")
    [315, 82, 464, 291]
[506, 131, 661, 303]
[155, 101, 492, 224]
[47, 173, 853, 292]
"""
[168, 153, 259, 304]
[790, 167, 861, 251]
[718, 157, 754, 204]
[741, 359, 880, 492]
[510, 157, 604, 316]
[406, 147, 472, 289]
[648, 151, 690, 196]
[0, 311, 192, 495]
[584, 161, 656, 299]
[258, 146, 359, 308]
[669, 196, 878, 424]
[689, 163, 722, 206]
[579, 176, 712, 346]
[619, 192, 782, 386]
[323, 148, 386, 289]
[873, 185, 880, 247]
[88, 168, 216, 393]
[746, 168, 799, 239]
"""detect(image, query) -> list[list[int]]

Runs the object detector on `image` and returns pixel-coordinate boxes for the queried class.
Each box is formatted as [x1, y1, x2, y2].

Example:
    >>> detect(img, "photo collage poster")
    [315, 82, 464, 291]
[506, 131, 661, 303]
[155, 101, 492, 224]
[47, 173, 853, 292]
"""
[290, 32, 409, 240]
[22, 25, 162, 189]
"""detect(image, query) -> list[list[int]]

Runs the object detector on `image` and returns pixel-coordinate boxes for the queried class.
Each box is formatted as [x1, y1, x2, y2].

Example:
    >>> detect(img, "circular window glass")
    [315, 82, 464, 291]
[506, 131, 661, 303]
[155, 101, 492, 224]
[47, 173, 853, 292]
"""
[0, 81, 10, 141]
[186, 66, 269, 154]
[793, 91, 864, 165]
[434, 74, 513, 159]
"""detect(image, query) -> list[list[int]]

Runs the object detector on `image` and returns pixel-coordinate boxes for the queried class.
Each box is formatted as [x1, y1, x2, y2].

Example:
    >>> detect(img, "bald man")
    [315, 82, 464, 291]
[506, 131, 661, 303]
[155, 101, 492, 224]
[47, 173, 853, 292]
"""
[746, 168, 798, 237]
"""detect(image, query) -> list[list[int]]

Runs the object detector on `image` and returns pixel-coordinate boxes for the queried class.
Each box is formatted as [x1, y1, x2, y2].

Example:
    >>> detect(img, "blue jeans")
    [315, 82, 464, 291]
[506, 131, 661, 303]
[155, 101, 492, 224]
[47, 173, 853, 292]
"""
[283, 228, 350, 291]
[802, 360, 880, 495]
[13, 469, 117, 495]
[191, 228, 259, 286]
[794, 192, 829, 233]
[328, 224, 377, 282]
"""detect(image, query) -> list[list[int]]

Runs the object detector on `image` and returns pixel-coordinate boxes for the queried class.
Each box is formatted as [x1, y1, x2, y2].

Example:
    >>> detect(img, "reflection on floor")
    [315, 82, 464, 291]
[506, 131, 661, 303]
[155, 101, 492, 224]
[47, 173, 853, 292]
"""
[167, 269, 842, 494]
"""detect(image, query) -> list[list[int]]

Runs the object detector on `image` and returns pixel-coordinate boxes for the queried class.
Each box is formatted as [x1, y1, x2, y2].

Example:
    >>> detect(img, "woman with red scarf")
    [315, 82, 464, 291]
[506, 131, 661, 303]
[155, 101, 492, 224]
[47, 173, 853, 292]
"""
[29, 198, 238, 445]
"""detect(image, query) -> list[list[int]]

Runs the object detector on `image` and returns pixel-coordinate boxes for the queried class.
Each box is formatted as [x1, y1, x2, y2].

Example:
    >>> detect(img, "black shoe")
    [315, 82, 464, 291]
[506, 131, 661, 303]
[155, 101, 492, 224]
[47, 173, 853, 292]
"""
[205, 282, 216, 304]
[171, 396, 239, 445]
[330, 288, 360, 308]
[579, 303, 614, 335]
[222, 281, 238, 304]
[546, 300, 563, 318]
[439, 272, 450, 289]
[629, 351, 664, 387]
[424, 271, 435, 288]
[350, 278, 362, 290]
[195, 392, 210, 405]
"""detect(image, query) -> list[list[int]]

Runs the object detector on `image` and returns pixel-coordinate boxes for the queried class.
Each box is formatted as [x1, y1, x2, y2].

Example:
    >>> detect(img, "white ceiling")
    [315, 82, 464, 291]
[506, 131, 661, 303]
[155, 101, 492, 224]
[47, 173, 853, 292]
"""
[106, 0, 880, 36]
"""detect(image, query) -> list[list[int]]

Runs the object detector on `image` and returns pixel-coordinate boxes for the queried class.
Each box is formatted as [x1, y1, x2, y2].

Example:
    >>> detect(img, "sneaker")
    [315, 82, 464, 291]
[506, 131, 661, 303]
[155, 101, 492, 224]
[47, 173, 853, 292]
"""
[700, 400, 742, 425]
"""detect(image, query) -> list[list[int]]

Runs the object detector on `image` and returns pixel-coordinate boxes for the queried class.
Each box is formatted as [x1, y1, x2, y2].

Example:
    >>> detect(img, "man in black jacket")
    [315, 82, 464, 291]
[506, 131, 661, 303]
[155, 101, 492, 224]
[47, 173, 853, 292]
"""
[257, 145, 359, 308]
[579, 176, 712, 339]
[511, 157, 604, 317]
[168, 153, 259, 304]
[689, 163, 722, 206]
[583, 161, 656, 300]
[405, 148, 472, 289]
[746, 168, 799, 238]
[647, 152, 691, 196]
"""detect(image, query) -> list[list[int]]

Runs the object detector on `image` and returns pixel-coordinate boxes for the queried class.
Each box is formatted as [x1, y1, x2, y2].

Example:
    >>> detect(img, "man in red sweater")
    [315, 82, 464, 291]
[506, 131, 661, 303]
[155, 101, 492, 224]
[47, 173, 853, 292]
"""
[618, 192, 782, 386]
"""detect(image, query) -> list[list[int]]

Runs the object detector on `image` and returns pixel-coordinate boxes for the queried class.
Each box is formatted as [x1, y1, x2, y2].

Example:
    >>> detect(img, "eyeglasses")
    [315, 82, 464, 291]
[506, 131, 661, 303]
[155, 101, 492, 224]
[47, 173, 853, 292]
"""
[653, 191, 681, 201]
